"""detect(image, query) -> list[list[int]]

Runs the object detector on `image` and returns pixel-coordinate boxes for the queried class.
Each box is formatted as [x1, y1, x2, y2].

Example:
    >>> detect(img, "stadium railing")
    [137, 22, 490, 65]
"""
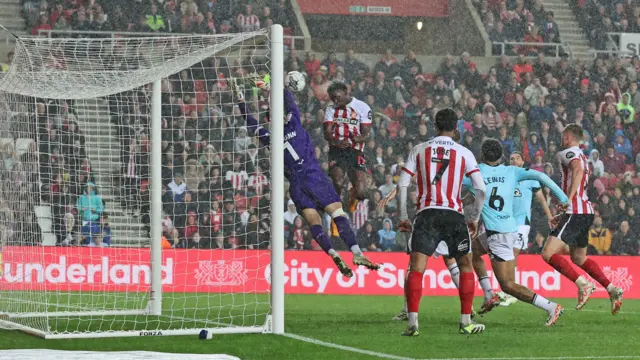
[588, 49, 635, 58]
[494, 41, 574, 58]
[36, 29, 308, 50]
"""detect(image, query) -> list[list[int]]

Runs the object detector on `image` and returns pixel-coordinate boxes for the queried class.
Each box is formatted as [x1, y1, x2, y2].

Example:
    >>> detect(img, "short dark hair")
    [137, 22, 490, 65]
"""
[481, 138, 504, 162]
[327, 81, 348, 95]
[435, 108, 458, 132]
[564, 124, 583, 140]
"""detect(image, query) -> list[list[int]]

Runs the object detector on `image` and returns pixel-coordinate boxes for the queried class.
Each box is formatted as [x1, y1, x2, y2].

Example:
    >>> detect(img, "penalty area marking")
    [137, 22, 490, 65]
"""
[283, 333, 640, 360]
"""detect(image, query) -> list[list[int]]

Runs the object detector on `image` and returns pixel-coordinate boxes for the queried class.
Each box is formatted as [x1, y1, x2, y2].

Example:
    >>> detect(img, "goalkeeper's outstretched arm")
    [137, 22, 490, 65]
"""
[237, 101, 271, 147]
[283, 88, 301, 121]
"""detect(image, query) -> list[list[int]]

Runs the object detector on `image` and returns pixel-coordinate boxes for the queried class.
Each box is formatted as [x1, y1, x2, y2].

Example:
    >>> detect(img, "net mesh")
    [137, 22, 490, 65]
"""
[0, 30, 274, 337]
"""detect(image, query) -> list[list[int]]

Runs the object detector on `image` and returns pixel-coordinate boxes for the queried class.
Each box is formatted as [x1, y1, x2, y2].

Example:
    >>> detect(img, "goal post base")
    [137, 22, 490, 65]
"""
[262, 314, 273, 334]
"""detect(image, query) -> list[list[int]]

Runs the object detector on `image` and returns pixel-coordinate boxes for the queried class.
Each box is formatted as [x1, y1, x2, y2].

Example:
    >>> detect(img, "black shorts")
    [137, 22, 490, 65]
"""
[328, 147, 368, 173]
[408, 208, 472, 260]
[550, 214, 594, 248]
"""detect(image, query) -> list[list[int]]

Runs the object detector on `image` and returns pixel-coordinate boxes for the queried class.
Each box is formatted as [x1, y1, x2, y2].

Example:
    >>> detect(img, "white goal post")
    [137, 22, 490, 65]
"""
[0, 25, 285, 339]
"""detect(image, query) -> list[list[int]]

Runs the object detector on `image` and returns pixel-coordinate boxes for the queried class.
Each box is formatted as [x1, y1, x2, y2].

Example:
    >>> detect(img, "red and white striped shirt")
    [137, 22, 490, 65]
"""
[249, 172, 269, 195]
[557, 146, 594, 214]
[237, 13, 260, 32]
[352, 199, 369, 229]
[323, 98, 372, 152]
[225, 170, 248, 190]
[401, 136, 479, 214]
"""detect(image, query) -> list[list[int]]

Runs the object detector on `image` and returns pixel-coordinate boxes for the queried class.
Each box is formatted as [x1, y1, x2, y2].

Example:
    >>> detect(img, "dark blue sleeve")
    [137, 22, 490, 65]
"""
[237, 101, 270, 146]
[284, 89, 301, 126]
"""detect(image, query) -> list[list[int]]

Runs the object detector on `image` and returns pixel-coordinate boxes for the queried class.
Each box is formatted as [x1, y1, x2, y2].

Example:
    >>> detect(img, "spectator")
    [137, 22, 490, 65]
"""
[602, 145, 626, 177]
[589, 149, 605, 178]
[146, 4, 166, 32]
[618, 93, 635, 125]
[613, 130, 633, 161]
[524, 78, 549, 106]
[168, 173, 188, 201]
[283, 199, 297, 239]
[611, 221, 640, 255]
[588, 216, 612, 255]
[377, 218, 396, 251]
[289, 216, 310, 250]
[378, 174, 396, 210]
[374, 49, 400, 79]
[357, 221, 378, 252]
[77, 182, 103, 223]
[32, 14, 52, 36]
[234, 127, 252, 154]
[542, 11, 561, 44]
[237, 4, 260, 32]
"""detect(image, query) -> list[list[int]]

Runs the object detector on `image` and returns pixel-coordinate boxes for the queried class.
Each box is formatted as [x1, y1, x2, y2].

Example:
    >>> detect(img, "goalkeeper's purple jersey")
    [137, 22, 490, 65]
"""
[239, 89, 319, 180]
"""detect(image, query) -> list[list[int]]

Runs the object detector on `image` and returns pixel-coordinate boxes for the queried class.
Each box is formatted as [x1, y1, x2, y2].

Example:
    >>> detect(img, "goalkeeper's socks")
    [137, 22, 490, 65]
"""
[310, 224, 335, 256]
[333, 215, 358, 249]
[478, 276, 495, 302]
[532, 293, 557, 313]
[447, 263, 460, 289]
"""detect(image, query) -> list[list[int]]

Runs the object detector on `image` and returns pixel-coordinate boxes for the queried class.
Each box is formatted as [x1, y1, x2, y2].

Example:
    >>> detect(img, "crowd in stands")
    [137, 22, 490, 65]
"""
[574, 0, 640, 50]
[474, 0, 562, 56]
[22, 0, 295, 36]
[281, 47, 640, 256]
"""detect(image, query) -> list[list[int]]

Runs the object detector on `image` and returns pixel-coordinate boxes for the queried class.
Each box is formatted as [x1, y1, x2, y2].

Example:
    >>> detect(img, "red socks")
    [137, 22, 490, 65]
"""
[548, 254, 580, 282]
[580, 258, 611, 288]
[405, 271, 423, 313]
[459, 271, 475, 315]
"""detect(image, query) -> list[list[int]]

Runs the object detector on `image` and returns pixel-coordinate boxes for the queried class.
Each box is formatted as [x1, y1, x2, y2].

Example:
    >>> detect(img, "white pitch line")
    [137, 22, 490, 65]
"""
[423, 356, 640, 360]
[284, 333, 640, 360]
[283, 333, 416, 360]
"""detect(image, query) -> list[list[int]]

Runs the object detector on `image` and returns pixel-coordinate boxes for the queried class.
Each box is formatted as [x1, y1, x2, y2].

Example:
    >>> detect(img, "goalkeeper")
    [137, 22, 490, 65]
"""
[231, 77, 379, 277]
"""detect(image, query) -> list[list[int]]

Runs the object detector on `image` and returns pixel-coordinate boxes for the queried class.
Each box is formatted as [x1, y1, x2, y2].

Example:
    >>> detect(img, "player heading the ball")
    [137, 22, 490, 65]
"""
[231, 74, 379, 277]
[323, 82, 372, 214]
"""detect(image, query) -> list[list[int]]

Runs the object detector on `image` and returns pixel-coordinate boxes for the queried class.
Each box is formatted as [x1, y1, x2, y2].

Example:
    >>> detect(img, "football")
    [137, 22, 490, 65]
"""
[285, 71, 306, 92]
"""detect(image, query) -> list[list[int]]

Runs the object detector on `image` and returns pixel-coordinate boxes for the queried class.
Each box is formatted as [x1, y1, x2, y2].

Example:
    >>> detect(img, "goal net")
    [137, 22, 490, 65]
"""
[0, 26, 285, 339]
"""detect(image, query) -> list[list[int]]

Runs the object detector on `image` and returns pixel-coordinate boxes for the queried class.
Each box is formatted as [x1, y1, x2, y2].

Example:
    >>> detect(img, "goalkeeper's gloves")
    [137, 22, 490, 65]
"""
[249, 72, 270, 91]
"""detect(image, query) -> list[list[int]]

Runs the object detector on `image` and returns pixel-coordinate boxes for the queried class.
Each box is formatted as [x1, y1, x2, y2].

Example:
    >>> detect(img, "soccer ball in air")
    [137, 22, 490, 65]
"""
[285, 71, 306, 92]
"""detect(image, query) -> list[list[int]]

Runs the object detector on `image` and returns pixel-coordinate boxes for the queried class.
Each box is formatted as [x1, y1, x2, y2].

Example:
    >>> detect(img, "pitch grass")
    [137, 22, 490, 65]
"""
[2, 294, 640, 360]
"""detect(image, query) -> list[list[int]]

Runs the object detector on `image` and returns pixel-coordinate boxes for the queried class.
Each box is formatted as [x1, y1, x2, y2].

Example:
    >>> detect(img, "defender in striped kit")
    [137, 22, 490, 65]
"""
[543, 124, 624, 314]
[323, 82, 372, 213]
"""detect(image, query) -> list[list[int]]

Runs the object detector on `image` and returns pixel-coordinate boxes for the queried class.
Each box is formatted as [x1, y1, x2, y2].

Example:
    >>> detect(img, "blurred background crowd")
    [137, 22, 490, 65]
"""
[0, 0, 639, 255]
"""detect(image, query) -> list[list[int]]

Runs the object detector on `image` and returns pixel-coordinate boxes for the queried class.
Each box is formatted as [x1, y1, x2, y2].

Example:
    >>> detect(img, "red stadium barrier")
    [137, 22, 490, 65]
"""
[0, 247, 636, 298]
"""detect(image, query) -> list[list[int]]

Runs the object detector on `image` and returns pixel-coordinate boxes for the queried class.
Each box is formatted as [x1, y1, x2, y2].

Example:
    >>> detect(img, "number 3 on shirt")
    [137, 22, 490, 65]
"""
[284, 141, 300, 161]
